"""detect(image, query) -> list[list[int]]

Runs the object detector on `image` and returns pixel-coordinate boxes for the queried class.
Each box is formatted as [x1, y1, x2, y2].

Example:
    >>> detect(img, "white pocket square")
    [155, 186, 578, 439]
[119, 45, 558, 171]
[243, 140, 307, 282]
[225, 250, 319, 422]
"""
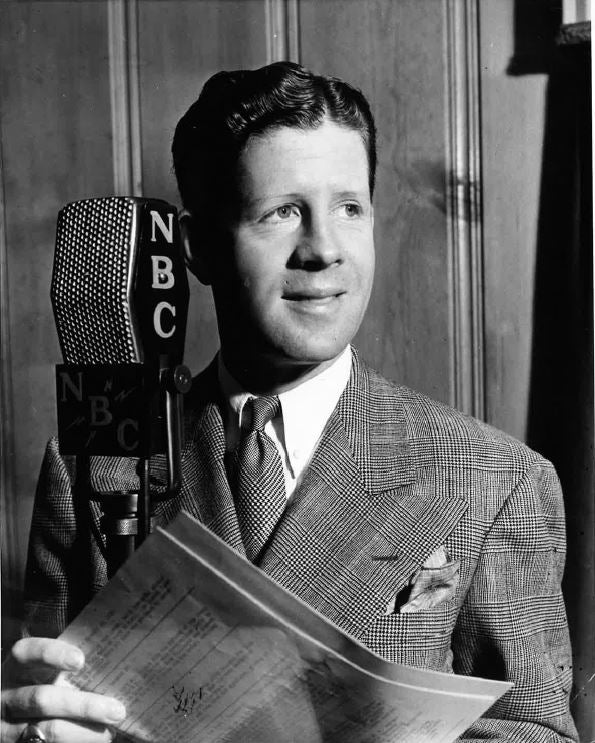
[385, 546, 460, 614]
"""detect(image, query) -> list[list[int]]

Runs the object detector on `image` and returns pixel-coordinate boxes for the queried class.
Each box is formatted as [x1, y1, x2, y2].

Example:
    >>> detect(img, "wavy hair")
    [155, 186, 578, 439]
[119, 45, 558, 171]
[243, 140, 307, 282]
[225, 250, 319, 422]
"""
[172, 61, 376, 220]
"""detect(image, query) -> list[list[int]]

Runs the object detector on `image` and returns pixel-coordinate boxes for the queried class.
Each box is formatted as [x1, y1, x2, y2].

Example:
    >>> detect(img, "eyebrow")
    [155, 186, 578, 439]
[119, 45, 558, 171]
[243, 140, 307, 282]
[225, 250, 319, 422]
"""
[333, 190, 369, 200]
[243, 193, 303, 209]
[244, 189, 369, 209]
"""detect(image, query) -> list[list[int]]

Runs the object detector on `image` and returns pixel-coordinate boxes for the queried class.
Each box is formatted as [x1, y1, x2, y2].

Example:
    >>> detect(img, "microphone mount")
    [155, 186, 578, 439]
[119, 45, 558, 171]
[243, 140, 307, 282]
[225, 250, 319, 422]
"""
[56, 361, 192, 577]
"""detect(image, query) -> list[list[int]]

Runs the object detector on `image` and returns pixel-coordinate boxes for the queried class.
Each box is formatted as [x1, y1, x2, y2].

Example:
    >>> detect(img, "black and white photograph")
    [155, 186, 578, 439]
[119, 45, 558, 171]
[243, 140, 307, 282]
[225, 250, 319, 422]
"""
[0, 1, 592, 742]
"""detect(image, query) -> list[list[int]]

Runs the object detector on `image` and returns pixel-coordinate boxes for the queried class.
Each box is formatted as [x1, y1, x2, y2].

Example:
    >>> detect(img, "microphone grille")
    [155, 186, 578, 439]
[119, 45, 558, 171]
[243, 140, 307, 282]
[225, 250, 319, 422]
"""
[51, 197, 140, 364]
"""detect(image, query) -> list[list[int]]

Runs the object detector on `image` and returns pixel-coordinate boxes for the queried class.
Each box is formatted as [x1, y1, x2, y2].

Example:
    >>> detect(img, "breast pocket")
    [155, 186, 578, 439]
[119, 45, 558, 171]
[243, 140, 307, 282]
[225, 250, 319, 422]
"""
[359, 601, 458, 672]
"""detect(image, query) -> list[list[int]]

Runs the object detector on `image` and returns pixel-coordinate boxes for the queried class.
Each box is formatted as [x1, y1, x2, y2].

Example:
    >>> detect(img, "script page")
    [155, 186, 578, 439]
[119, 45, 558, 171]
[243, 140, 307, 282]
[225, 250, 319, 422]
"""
[60, 512, 511, 743]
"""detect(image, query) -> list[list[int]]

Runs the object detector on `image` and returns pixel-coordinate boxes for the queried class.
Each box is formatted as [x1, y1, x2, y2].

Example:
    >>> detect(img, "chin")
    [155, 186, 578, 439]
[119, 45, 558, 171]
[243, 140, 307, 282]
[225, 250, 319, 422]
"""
[275, 336, 350, 366]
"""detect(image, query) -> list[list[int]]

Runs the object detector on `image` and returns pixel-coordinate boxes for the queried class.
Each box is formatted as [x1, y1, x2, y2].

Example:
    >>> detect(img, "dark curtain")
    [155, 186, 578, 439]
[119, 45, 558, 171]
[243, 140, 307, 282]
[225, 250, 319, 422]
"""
[526, 38, 593, 740]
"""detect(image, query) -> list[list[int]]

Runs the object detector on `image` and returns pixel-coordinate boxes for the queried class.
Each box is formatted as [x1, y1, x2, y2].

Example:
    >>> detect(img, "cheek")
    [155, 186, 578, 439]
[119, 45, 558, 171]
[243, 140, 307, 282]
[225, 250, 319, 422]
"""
[366, 253, 376, 294]
[230, 256, 283, 315]
[353, 235, 375, 288]
[233, 235, 286, 282]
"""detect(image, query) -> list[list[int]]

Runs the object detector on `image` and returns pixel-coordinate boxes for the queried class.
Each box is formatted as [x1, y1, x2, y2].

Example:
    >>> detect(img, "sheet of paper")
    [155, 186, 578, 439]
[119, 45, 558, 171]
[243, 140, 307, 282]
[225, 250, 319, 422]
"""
[60, 511, 511, 743]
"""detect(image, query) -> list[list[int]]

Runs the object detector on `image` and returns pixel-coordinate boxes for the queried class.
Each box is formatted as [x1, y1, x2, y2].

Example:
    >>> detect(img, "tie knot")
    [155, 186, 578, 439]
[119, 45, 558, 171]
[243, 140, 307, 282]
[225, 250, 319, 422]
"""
[244, 395, 280, 432]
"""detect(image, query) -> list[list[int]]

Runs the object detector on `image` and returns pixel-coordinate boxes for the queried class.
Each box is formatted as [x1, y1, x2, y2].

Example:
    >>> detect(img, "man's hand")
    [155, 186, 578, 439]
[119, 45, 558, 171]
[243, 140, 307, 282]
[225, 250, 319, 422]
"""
[1, 638, 126, 743]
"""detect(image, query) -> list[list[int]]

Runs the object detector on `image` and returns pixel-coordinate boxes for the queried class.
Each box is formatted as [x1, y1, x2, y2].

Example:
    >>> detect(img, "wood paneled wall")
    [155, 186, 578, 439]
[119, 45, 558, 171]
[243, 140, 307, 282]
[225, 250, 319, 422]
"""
[481, 0, 548, 439]
[1, 0, 592, 737]
[1, 0, 116, 642]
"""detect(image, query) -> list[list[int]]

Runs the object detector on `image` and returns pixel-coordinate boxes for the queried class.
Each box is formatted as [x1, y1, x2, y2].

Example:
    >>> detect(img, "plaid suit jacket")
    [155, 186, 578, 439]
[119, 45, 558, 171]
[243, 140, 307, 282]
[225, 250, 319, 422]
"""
[24, 351, 578, 742]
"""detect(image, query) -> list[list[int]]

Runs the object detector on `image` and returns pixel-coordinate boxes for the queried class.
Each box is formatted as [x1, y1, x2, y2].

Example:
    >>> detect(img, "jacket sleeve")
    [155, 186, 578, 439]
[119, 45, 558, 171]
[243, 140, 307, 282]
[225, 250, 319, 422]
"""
[22, 437, 107, 638]
[454, 459, 578, 742]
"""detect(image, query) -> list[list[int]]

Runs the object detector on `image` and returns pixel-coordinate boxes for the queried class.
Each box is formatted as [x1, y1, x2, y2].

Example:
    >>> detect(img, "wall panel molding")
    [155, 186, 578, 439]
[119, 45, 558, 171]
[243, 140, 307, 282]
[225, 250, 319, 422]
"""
[444, 0, 485, 419]
[108, 0, 143, 196]
[265, 0, 300, 63]
[0, 133, 20, 632]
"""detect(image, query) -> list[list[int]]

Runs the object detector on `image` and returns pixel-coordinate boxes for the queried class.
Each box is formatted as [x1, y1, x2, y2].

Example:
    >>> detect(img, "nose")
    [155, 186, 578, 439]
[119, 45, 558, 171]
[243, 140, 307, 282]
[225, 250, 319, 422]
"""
[289, 211, 342, 270]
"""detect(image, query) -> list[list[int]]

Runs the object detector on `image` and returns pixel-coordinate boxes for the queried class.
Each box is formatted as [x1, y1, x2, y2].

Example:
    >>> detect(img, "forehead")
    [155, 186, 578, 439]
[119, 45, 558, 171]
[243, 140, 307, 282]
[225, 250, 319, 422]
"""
[236, 120, 370, 199]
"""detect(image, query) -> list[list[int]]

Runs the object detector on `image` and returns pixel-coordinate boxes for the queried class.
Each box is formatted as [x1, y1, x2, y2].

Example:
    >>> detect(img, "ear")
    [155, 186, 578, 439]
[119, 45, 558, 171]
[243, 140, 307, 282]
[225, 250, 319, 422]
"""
[179, 210, 212, 286]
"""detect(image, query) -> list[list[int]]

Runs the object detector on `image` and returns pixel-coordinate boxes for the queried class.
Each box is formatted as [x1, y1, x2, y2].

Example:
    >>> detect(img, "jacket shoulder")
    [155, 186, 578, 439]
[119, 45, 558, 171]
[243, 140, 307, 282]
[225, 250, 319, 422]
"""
[364, 362, 552, 476]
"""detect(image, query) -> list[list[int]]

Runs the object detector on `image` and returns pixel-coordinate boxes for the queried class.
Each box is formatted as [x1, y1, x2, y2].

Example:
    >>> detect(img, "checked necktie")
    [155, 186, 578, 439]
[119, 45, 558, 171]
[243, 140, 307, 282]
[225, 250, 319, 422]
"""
[231, 395, 286, 561]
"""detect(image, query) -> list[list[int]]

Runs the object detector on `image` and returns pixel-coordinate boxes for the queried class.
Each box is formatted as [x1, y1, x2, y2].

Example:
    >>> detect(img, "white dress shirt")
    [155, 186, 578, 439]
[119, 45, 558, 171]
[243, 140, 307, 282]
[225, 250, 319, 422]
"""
[218, 346, 352, 499]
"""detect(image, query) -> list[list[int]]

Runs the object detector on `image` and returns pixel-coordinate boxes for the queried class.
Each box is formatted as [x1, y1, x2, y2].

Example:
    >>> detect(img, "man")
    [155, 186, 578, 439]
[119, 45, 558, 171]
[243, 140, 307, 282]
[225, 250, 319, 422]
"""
[2, 62, 577, 742]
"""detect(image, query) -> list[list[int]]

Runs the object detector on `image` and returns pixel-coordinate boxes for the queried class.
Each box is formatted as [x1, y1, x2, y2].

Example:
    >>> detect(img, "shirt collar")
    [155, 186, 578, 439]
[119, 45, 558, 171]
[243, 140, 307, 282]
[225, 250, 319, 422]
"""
[217, 347, 352, 473]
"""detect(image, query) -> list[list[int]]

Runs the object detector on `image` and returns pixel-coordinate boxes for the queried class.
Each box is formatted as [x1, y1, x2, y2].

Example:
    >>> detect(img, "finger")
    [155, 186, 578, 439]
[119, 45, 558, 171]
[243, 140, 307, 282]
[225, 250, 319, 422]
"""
[4, 639, 84, 685]
[1, 718, 115, 743]
[1, 686, 126, 727]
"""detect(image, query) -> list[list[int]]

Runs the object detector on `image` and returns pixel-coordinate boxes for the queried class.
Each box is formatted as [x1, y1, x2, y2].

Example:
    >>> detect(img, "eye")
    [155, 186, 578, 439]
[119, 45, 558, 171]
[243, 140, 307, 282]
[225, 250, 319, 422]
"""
[341, 202, 362, 218]
[263, 204, 300, 223]
[276, 205, 295, 219]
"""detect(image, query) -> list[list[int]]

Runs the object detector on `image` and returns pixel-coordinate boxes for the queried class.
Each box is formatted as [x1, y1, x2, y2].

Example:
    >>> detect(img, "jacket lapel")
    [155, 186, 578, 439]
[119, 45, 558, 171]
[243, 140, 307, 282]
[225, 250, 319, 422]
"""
[258, 352, 468, 640]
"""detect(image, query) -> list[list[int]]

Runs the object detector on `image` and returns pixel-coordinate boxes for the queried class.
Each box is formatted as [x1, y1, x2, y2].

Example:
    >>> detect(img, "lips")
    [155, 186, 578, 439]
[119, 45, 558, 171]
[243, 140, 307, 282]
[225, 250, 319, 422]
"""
[283, 287, 345, 301]
[282, 288, 345, 315]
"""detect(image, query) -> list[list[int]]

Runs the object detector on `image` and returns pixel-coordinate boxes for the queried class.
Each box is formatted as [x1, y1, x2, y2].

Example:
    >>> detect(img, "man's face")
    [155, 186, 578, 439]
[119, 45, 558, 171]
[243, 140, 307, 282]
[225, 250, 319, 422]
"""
[209, 119, 375, 384]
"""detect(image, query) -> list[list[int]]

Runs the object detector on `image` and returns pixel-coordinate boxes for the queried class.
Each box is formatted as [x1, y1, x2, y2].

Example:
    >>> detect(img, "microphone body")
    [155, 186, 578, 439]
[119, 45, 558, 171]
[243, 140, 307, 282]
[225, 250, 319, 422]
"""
[51, 197, 191, 569]
[51, 196, 190, 458]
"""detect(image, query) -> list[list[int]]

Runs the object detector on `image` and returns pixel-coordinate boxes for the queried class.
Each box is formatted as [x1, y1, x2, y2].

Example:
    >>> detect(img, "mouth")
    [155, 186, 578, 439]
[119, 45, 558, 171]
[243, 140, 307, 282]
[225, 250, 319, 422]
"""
[283, 290, 345, 311]
[286, 295, 339, 305]
[283, 287, 345, 302]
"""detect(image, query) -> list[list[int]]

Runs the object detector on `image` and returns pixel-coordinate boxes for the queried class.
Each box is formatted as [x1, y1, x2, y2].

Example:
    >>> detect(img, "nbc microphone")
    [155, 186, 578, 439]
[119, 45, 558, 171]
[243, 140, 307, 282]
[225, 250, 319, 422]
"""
[51, 197, 191, 573]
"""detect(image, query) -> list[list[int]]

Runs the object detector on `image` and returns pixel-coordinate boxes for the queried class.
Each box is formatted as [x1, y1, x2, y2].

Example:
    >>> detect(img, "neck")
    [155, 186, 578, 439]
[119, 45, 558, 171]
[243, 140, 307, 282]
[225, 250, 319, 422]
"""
[220, 350, 344, 395]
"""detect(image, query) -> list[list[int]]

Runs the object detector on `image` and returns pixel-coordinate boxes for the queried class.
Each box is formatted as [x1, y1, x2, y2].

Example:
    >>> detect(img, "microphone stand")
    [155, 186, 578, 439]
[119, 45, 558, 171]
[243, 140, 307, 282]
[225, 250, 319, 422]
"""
[78, 363, 192, 578]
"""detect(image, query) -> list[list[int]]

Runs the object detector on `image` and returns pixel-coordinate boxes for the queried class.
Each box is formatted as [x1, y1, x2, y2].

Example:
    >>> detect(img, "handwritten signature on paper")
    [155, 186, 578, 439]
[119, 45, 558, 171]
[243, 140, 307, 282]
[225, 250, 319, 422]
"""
[171, 684, 203, 717]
